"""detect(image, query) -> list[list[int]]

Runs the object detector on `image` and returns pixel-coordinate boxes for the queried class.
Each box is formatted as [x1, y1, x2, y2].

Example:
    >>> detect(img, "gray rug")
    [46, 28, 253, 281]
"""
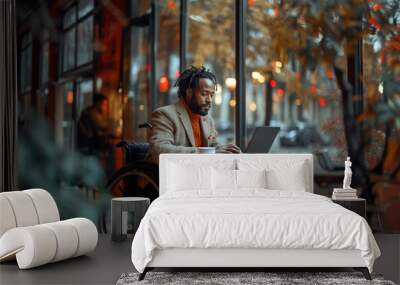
[116, 271, 395, 285]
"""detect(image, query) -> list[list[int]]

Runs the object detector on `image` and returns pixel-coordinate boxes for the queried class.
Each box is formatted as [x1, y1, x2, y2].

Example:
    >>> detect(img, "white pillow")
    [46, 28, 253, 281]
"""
[212, 168, 237, 190]
[265, 165, 307, 191]
[237, 158, 309, 191]
[236, 169, 267, 188]
[167, 162, 212, 191]
[212, 169, 267, 190]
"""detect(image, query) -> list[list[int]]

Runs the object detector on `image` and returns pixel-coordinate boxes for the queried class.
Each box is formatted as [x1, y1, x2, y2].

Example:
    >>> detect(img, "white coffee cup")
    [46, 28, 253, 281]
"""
[196, 147, 216, 154]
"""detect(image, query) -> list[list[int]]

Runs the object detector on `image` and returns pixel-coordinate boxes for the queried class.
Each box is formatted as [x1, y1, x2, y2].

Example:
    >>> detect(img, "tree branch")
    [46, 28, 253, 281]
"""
[334, 64, 370, 191]
[371, 122, 393, 175]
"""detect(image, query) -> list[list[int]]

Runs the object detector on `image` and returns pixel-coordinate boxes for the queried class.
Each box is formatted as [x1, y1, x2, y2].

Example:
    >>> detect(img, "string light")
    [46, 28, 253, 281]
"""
[378, 82, 384, 94]
[214, 84, 222, 105]
[214, 93, 222, 105]
[319, 98, 326, 107]
[225, 77, 236, 91]
[159, 76, 169, 93]
[249, 101, 257, 112]
[251, 71, 265, 83]
[252, 71, 262, 80]
[66, 91, 74, 104]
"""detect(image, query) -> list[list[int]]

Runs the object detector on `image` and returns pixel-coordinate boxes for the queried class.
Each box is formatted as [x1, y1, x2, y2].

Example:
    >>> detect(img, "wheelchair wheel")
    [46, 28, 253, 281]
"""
[98, 161, 158, 234]
[106, 161, 159, 201]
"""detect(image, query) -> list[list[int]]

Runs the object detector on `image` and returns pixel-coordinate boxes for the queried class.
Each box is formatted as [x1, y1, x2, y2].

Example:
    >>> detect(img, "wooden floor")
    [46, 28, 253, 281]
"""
[0, 234, 133, 285]
[0, 234, 398, 285]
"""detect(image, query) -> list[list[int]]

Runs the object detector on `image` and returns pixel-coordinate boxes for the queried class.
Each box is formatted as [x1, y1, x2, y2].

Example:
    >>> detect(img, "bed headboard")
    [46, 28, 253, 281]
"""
[159, 153, 314, 196]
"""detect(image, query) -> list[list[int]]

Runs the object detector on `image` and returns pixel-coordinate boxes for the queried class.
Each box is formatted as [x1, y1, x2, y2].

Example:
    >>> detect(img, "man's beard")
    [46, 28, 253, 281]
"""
[188, 96, 210, 116]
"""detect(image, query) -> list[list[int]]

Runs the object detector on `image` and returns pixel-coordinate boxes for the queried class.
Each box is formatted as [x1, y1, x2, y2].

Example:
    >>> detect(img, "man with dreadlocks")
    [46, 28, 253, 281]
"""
[146, 66, 241, 164]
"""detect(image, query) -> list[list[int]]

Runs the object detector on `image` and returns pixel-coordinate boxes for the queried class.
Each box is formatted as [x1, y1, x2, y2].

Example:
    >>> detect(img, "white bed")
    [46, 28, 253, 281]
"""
[131, 154, 380, 280]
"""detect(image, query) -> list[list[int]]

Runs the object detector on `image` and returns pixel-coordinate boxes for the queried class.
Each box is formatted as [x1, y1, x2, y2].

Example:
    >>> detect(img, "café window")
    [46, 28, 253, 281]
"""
[40, 30, 50, 85]
[156, 0, 180, 108]
[38, 30, 50, 115]
[187, 0, 236, 144]
[20, 32, 32, 93]
[19, 32, 33, 119]
[55, 79, 93, 150]
[62, 0, 94, 72]
[245, 1, 347, 165]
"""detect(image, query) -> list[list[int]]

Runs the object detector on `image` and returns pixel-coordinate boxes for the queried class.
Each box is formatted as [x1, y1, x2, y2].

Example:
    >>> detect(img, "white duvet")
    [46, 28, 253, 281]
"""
[131, 190, 380, 273]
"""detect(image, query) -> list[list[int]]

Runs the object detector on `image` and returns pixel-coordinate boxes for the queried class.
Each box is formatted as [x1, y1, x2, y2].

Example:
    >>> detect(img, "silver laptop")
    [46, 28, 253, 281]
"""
[245, 127, 280, 153]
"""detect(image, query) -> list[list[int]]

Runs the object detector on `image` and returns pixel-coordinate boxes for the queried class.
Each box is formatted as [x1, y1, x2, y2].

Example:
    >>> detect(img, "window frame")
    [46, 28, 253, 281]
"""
[61, 0, 95, 74]
[20, 32, 33, 94]
[179, 1, 363, 150]
[39, 30, 50, 86]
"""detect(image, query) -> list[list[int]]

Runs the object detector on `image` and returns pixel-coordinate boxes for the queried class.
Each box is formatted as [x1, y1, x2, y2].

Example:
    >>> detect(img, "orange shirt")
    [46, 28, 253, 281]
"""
[181, 100, 204, 147]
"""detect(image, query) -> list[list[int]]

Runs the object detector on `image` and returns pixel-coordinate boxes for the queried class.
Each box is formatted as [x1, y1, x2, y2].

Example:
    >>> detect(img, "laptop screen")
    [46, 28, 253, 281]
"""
[245, 127, 280, 153]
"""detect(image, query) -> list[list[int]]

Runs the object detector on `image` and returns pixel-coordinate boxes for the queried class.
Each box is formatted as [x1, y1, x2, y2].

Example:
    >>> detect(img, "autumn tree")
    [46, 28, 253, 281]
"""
[191, 0, 399, 199]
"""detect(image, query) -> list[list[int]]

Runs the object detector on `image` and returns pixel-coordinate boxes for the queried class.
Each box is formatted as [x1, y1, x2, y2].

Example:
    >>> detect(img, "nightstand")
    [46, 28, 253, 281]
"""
[332, 198, 366, 218]
[111, 197, 150, 242]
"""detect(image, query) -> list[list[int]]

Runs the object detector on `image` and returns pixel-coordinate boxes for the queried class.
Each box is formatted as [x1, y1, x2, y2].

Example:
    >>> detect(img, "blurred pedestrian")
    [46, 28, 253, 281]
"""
[78, 93, 113, 177]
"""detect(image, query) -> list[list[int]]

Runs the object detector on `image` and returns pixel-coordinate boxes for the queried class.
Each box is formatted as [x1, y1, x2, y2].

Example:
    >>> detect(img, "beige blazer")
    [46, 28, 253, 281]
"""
[146, 101, 219, 164]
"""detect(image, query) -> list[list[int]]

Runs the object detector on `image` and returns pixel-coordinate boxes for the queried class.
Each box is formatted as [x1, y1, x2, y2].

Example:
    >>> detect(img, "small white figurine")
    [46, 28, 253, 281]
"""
[343, 156, 353, 189]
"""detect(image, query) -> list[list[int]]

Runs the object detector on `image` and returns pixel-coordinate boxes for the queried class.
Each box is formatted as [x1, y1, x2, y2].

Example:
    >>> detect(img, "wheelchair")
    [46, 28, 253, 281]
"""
[100, 123, 159, 233]
[106, 141, 159, 201]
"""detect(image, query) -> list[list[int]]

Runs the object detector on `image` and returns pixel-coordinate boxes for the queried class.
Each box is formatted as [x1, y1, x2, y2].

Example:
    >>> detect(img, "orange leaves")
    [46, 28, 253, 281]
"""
[356, 111, 376, 123]
[385, 36, 400, 52]
[325, 68, 334, 80]
[372, 4, 381, 12]
[247, 0, 256, 7]
[167, 0, 177, 10]
[368, 15, 382, 30]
